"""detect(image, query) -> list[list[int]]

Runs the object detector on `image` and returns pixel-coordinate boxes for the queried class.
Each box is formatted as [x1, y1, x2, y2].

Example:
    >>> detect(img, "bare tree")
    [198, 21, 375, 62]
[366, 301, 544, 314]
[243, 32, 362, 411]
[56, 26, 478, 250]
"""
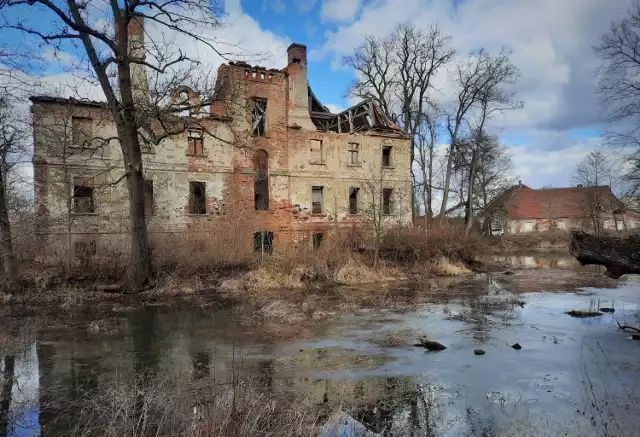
[414, 112, 440, 226]
[355, 165, 409, 269]
[572, 149, 616, 188]
[454, 131, 514, 232]
[474, 133, 514, 211]
[0, 94, 25, 291]
[343, 23, 454, 222]
[0, 0, 233, 290]
[438, 49, 522, 230]
[596, 1, 640, 195]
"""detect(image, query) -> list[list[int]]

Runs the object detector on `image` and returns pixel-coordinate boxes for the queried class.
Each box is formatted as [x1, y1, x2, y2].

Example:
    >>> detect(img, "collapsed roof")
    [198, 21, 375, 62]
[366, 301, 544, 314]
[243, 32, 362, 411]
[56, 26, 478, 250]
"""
[308, 86, 402, 134]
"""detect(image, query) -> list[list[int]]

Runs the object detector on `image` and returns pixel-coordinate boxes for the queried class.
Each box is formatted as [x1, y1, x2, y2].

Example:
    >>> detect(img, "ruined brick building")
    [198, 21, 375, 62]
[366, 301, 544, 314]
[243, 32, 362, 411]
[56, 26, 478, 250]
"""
[30, 20, 411, 257]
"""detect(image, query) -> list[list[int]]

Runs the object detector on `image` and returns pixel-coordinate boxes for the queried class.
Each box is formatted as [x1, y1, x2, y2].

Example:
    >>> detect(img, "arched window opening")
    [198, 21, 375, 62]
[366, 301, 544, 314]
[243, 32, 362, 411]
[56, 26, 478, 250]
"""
[253, 230, 274, 254]
[254, 150, 269, 211]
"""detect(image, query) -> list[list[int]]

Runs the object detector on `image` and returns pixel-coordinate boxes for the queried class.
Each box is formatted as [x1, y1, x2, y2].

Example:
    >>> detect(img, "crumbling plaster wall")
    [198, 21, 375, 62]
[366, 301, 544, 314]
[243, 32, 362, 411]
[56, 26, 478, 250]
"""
[32, 58, 412, 254]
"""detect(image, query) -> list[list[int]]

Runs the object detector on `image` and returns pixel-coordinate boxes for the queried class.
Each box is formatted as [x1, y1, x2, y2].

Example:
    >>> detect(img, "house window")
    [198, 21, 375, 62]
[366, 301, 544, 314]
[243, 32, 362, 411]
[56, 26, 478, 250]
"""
[74, 240, 96, 258]
[310, 139, 324, 164]
[72, 116, 92, 148]
[524, 221, 534, 233]
[312, 232, 324, 249]
[252, 98, 267, 136]
[349, 187, 359, 215]
[179, 91, 189, 117]
[312, 186, 324, 214]
[140, 137, 154, 154]
[253, 230, 274, 253]
[348, 143, 360, 165]
[382, 146, 392, 167]
[144, 179, 154, 216]
[189, 181, 206, 214]
[254, 150, 269, 211]
[382, 188, 393, 215]
[73, 177, 95, 213]
[188, 129, 204, 155]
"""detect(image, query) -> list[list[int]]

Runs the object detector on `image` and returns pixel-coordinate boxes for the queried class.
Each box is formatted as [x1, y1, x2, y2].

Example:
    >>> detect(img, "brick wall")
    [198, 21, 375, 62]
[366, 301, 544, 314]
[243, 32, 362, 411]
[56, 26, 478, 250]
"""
[31, 52, 412, 256]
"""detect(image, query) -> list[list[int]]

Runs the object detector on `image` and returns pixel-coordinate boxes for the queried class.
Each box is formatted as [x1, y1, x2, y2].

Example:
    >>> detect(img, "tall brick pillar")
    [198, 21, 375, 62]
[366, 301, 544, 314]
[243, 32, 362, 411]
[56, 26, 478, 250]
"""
[127, 13, 148, 102]
[286, 43, 316, 130]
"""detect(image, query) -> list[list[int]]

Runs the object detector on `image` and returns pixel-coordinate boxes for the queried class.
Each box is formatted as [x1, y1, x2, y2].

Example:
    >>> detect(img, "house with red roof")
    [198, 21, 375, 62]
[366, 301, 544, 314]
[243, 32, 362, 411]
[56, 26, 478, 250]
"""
[483, 183, 640, 234]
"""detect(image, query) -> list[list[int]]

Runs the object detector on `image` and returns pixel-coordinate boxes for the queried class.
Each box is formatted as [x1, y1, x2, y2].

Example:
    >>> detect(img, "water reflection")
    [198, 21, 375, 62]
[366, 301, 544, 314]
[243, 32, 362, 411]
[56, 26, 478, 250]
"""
[1, 262, 640, 436]
[492, 253, 607, 273]
[1, 343, 40, 437]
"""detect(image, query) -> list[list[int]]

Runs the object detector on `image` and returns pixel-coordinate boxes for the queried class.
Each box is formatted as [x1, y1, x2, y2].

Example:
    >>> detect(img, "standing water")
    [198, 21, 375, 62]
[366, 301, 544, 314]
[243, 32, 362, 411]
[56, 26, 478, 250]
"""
[1, 254, 640, 436]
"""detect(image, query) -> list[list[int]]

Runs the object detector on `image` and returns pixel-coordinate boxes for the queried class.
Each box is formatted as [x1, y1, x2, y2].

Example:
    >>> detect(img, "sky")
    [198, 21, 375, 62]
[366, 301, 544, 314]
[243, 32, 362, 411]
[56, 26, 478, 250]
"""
[0, 0, 634, 190]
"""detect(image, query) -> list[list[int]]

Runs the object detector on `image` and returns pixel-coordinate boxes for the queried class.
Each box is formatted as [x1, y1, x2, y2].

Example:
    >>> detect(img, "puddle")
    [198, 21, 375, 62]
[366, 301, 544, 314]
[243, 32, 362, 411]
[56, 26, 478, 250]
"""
[2, 255, 640, 436]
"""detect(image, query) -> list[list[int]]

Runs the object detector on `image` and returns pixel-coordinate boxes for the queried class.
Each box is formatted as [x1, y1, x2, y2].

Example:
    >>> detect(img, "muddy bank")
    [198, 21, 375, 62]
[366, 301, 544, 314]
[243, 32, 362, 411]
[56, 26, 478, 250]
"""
[0, 252, 618, 322]
[0, 254, 476, 312]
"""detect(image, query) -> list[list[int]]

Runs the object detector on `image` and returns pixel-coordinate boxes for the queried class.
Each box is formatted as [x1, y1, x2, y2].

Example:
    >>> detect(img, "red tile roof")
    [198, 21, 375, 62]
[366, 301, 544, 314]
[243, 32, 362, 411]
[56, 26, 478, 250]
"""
[486, 185, 624, 219]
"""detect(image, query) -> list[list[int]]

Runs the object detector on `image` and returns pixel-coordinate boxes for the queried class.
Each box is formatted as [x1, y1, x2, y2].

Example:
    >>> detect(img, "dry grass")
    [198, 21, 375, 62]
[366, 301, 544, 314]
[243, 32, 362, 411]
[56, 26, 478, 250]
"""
[257, 300, 306, 324]
[63, 369, 318, 437]
[150, 226, 254, 277]
[243, 266, 303, 291]
[334, 257, 378, 284]
[427, 255, 471, 277]
[381, 224, 481, 264]
[367, 328, 415, 347]
[3, 221, 480, 298]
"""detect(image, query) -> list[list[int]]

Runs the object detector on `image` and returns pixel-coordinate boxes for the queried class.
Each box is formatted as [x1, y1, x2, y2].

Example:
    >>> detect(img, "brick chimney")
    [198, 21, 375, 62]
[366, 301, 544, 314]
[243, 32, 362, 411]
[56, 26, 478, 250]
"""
[127, 13, 148, 102]
[286, 43, 315, 130]
[288, 43, 307, 66]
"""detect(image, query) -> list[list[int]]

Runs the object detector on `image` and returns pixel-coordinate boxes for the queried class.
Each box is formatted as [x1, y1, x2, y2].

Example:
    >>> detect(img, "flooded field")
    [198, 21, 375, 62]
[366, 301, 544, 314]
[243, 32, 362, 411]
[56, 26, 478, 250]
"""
[2, 255, 640, 436]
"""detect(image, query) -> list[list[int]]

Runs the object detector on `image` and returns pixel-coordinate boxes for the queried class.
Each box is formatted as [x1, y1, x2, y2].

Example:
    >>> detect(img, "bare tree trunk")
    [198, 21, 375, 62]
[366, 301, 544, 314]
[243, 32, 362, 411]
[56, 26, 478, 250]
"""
[421, 181, 429, 234]
[373, 241, 380, 269]
[0, 166, 19, 292]
[480, 161, 489, 209]
[63, 155, 72, 275]
[116, 61, 150, 291]
[438, 141, 456, 220]
[465, 146, 480, 236]
[121, 128, 150, 290]
[0, 355, 15, 436]
[427, 142, 434, 222]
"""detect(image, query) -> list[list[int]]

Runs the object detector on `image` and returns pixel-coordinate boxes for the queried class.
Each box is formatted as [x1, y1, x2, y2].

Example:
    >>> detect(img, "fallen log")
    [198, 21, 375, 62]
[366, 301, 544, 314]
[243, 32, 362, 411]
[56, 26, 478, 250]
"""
[570, 231, 640, 279]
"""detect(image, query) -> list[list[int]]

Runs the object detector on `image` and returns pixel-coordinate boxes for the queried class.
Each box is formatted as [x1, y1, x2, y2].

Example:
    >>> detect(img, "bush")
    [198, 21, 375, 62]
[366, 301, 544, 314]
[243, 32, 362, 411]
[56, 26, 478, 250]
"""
[380, 224, 480, 265]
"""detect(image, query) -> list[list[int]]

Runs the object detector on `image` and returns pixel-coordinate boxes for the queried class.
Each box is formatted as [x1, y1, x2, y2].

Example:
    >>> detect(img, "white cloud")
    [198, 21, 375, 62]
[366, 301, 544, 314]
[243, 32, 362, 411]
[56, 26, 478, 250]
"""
[321, 0, 362, 23]
[295, 0, 318, 14]
[143, 1, 290, 77]
[10, 0, 291, 103]
[41, 48, 78, 66]
[263, 0, 286, 14]
[314, 0, 629, 134]
[324, 103, 344, 114]
[312, 0, 635, 189]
